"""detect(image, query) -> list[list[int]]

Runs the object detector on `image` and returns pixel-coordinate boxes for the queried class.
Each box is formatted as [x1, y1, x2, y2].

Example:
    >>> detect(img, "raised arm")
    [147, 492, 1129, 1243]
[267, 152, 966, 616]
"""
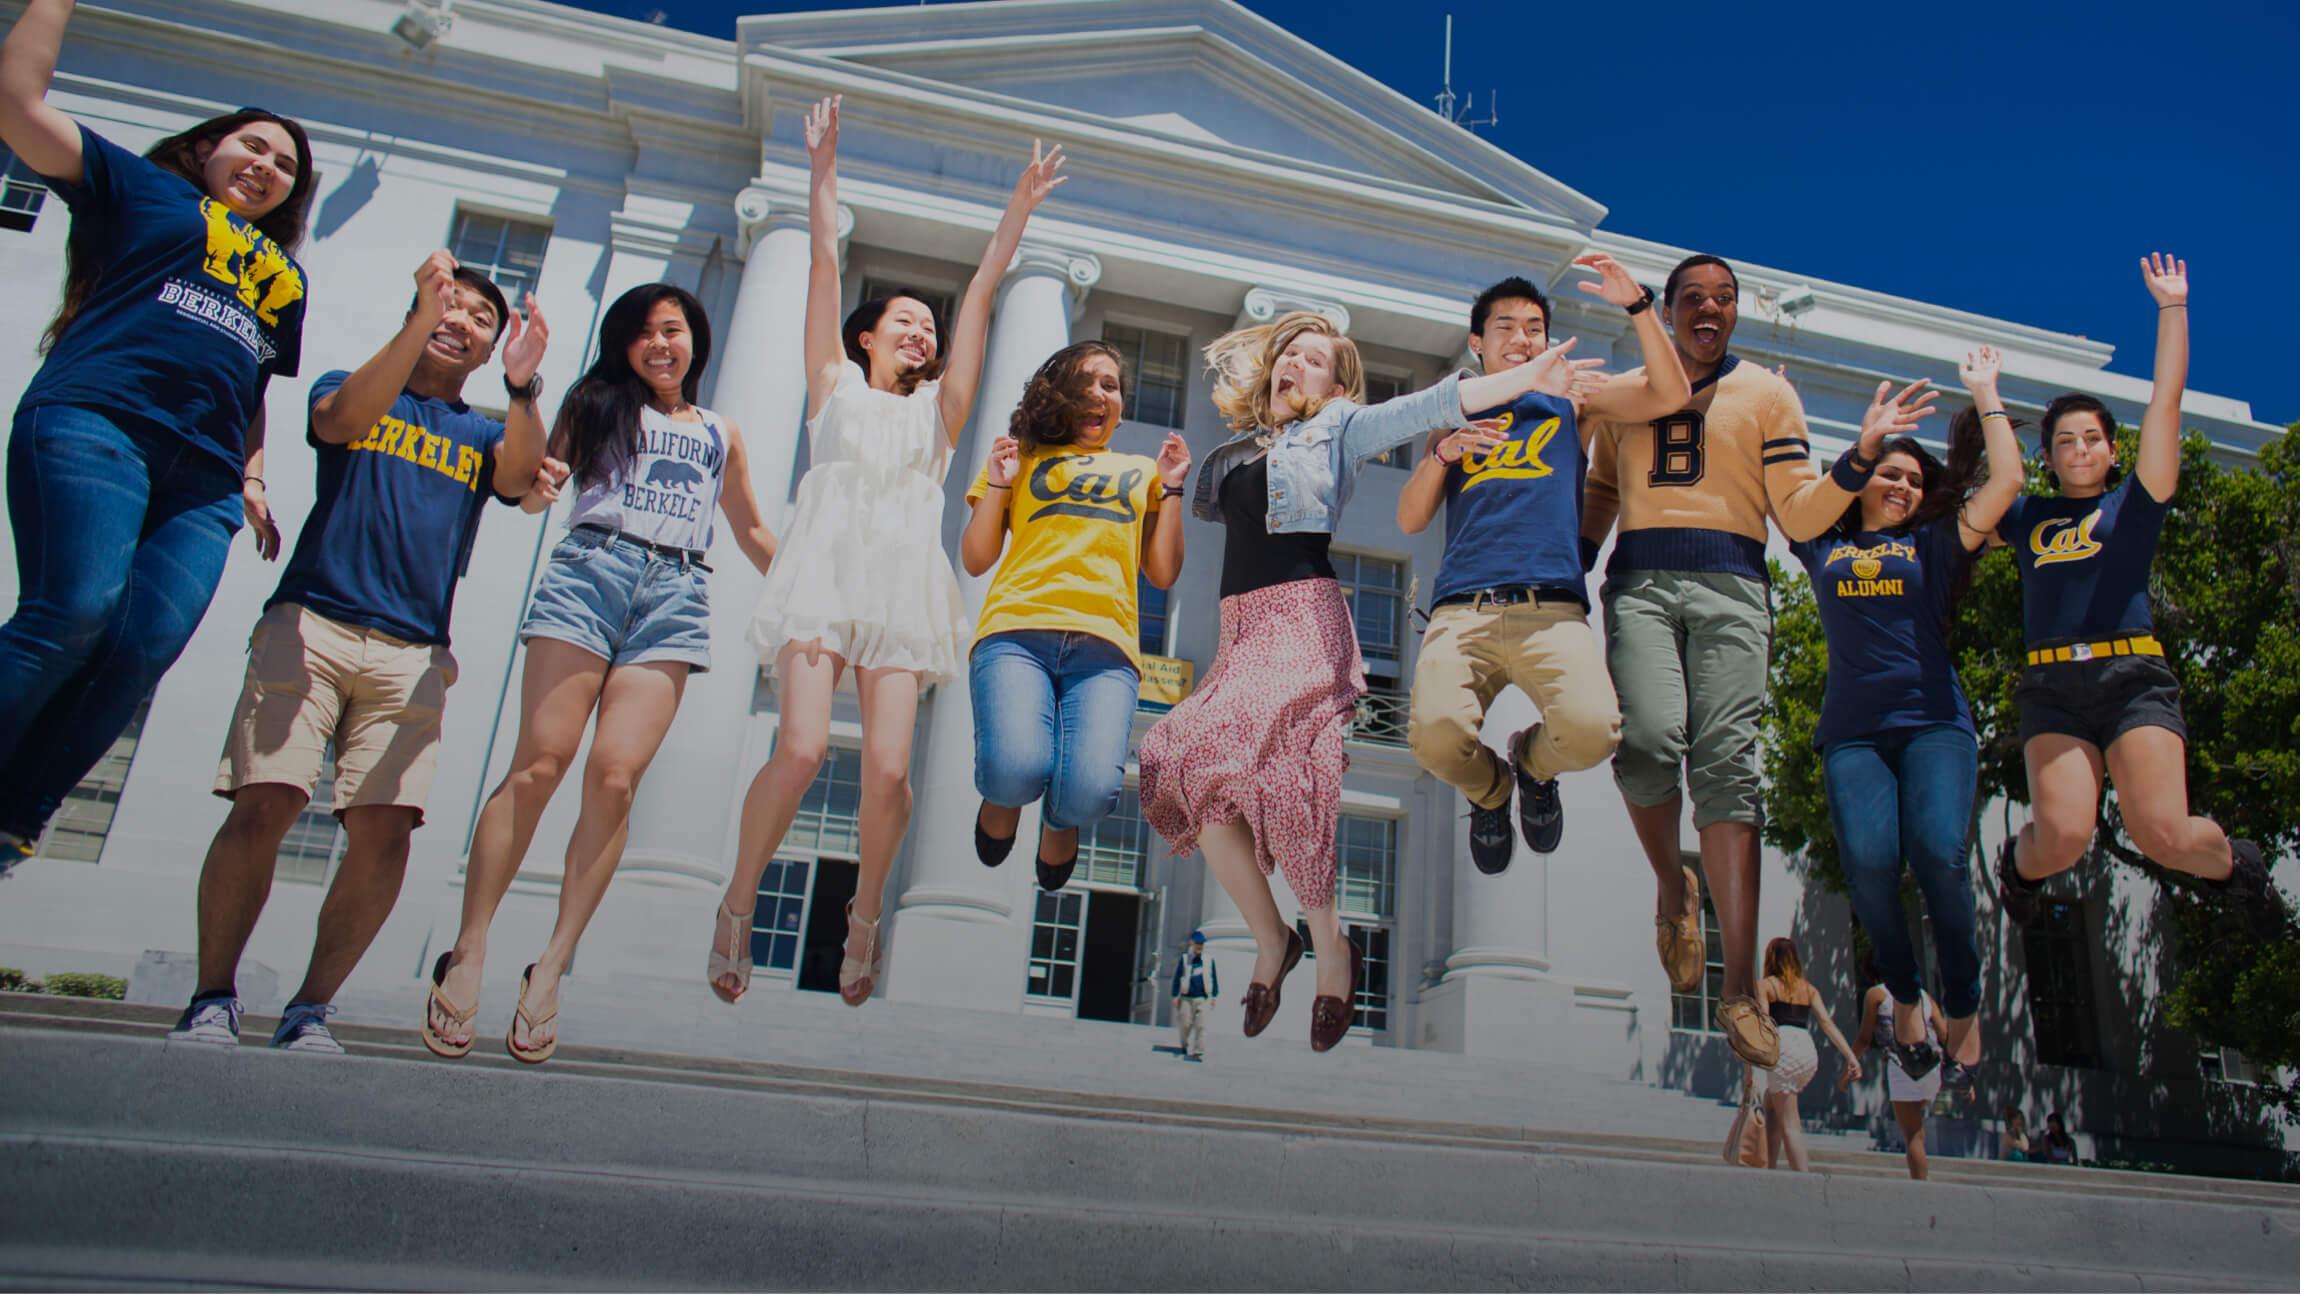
[1140, 431, 1190, 589]
[936, 141, 1068, 442]
[315, 254, 455, 445]
[0, 0, 86, 183]
[1396, 422, 1505, 535]
[1955, 347, 2024, 551]
[489, 290, 551, 496]
[1573, 254, 1692, 424]
[1769, 376, 1934, 543]
[2134, 252, 2188, 503]
[960, 434, 1019, 577]
[715, 422, 778, 576]
[802, 96, 848, 418]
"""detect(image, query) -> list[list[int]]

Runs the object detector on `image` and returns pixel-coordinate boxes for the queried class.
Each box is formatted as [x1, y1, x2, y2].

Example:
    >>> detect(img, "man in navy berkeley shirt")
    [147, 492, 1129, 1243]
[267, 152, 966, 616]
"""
[169, 251, 551, 1053]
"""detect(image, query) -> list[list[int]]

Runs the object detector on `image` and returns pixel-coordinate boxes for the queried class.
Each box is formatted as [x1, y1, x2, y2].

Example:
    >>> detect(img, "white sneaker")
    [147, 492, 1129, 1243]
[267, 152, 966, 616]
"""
[167, 994, 242, 1046]
[269, 1001, 344, 1054]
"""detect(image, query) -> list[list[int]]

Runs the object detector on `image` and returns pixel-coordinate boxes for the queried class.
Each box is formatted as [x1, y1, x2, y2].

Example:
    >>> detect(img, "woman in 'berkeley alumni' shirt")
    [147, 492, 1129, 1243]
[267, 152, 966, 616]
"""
[1991, 257, 2275, 929]
[1790, 347, 2022, 1093]
[0, 0, 314, 865]
[426, 283, 777, 1063]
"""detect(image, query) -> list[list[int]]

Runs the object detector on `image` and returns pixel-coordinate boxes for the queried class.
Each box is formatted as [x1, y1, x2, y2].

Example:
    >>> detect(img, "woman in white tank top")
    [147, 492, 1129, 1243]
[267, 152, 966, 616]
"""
[1842, 977, 1953, 1179]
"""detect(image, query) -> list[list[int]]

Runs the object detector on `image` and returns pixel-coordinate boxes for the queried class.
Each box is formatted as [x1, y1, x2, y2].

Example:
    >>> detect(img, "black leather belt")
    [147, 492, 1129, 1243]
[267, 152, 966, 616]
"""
[1432, 585, 1585, 611]
[573, 522, 712, 572]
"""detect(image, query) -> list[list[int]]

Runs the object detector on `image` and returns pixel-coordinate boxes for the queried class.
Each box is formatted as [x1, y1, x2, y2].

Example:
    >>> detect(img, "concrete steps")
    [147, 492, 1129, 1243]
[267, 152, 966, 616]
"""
[4, 998, 2298, 1290]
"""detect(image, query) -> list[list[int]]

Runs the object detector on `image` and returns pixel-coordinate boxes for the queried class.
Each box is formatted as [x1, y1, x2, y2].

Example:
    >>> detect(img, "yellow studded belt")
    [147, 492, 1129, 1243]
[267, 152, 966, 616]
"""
[2025, 634, 2163, 667]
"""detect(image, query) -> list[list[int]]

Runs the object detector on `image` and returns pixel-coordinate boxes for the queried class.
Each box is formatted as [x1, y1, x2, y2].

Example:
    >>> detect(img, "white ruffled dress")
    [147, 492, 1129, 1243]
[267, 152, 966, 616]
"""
[747, 360, 970, 683]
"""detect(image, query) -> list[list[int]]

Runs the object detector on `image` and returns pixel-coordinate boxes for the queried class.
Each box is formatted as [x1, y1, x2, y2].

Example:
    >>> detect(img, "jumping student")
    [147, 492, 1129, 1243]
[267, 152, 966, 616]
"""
[958, 340, 1189, 895]
[1791, 347, 2022, 1090]
[1994, 256, 2274, 926]
[1580, 254, 1881, 1070]
[425, 282, 776, 1063]
[0, 0, 314, 869]
[1138, 309, 1599, 1053]
[715, 96, 1067, 1007]
[1397, 254, 1689, 874]
[169, 251, 546, 1052]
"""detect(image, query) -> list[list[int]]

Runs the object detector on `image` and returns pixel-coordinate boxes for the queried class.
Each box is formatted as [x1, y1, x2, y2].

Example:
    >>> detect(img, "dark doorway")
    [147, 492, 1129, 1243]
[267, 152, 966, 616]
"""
[798, 858, 860, 994]
[1077, 890, 1143, 1023]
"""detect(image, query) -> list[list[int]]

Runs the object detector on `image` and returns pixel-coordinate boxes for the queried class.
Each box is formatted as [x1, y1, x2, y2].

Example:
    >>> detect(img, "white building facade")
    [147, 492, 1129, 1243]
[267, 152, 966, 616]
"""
[0, 0, 2287, 1171]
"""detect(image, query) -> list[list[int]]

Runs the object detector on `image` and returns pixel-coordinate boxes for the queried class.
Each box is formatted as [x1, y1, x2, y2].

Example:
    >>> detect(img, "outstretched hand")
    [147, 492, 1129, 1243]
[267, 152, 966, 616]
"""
[804, 96, 841, 167]
[1571, 252, 1648, 309]
[1434, 418, 1508, 466]
[1523, 337, 1608, 399]
[1958, 345, 2001, 395]
[524, 456, 570, 514]
[1857, 378, 1939, 459]
[1155, 431, 1191, 491]
[1012, 139, 1068, 211]
[2140, 251, 2187, 308]
[500, 292, 549, 387]
[985, 435, 1021, 489]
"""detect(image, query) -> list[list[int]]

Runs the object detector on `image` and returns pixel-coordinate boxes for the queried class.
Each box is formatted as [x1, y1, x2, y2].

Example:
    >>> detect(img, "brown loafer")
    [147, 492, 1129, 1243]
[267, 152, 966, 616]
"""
[1716, 993, 1780, 1069]
[1241, 928, 1305, 1037]
[1657, 865, 1706, 993]
[1309, 936, 1363, 1053]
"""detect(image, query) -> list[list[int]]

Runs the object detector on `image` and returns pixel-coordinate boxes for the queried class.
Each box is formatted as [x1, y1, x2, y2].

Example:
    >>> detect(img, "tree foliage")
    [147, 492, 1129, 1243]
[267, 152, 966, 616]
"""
[1761, 424, 2300, 1115]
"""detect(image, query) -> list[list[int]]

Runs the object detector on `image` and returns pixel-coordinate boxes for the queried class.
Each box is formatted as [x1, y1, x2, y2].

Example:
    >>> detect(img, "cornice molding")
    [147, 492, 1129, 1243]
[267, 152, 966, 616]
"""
[1237, 286, 1349, 334]
[733, 183, 851, 259]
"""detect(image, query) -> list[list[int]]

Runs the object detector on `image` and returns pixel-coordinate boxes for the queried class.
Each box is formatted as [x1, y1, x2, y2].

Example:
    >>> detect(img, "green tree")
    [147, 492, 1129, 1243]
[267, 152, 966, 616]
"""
[1762, 424, 2300, 1116]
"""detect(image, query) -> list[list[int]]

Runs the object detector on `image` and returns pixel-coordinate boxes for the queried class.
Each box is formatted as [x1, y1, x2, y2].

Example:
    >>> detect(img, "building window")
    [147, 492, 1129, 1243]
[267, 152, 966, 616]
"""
[2200, 1045, 2259, 1086]
[1077, 787, 1151, 890]
[1138, 574, 1169, 658]
[1027, 889, 1086, 1003]
[0, 146, 50, 232]
[447, 211, 550, 303]
[34, 694, 153, 863]
[1334, 551, 1408, 746]
[784, 744, 864, 857]
[1102, 322, 1190, 429]
[858, 278, 957, 337]
[748, 857, 813, 974]
[1337, 813, 1397, 1033]
[274, 747, 346, 885]
[1363, 371, 1415, 468]
[1669, 864, 1726, 1033]
[2024, 900, 2101, 1069]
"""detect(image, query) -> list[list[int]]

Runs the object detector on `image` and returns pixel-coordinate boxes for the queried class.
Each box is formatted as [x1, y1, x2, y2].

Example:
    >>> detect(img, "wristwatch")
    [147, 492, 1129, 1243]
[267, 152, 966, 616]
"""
[504, 372, 543, 405]
[1624, 284, 1657, 317]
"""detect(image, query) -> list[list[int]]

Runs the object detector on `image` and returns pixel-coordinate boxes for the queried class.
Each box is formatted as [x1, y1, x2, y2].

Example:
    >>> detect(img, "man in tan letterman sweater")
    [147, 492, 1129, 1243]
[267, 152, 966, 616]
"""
[1581, 254, 1876, 1069]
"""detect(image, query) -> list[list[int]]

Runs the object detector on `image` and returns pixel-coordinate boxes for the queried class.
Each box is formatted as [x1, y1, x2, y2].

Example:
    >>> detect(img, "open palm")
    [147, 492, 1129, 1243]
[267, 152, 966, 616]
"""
[2140, 251, 2187, 307]
[1014, 139, 1068, 209]
[804, 96, 840, 164]
[501, 293, 549, 386]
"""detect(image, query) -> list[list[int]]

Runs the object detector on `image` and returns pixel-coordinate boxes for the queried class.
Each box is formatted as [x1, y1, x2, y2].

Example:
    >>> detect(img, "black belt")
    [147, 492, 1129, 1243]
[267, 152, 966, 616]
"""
[1432, 584, 1586, 611]
[573, 523, 711, 572]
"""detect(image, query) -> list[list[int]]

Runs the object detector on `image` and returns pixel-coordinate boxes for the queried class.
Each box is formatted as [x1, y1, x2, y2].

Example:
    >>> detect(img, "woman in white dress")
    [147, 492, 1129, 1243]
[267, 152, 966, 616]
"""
[709, 95, 1067, 1006]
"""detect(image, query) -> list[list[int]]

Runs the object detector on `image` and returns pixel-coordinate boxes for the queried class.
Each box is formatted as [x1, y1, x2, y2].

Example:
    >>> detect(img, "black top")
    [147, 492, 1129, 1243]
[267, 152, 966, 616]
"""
[1768, 1000, 1812, 1027]
[1218, 453, 1334, 598]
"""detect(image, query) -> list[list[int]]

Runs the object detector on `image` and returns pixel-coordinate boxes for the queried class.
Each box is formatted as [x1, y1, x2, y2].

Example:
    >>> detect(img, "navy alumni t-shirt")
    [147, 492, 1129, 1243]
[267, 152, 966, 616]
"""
[1432, 390, 1588, 606]
[268, 372, 515, 646]
[1996, 477, 2166, 649]
[21, 126, 307, 467]
[1791, 515, 1976, 749]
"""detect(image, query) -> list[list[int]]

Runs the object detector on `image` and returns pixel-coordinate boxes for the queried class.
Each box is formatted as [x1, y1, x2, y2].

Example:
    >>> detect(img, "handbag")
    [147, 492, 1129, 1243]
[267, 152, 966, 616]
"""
[1734, 1074, 1770, 1167]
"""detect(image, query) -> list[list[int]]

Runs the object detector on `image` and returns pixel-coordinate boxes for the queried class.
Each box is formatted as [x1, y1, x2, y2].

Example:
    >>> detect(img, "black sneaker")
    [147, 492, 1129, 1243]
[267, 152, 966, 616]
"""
[1997, 837, 2043, 928]
[1467, 793, 1515, 876]
[974, 804, 1015, 867]
[1940, 1059, 1976, 1092]
[1036, 855, 1075, 892]
[2216, 838, 2272, 907]
[1511, 729, 1565, 855]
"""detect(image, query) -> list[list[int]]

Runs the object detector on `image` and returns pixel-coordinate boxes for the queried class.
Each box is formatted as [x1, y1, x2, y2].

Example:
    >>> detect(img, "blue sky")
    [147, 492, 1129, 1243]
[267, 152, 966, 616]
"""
[571, 0, 2294, 426]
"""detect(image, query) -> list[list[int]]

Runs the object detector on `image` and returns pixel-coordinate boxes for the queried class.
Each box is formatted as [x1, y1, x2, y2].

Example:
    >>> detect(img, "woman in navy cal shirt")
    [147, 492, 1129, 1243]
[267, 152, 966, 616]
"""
[0, 0, 315, 866]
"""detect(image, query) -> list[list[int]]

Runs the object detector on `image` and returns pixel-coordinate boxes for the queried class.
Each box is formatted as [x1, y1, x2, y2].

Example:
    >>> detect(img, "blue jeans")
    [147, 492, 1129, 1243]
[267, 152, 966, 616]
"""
[0, 405, 244, 836]
[1823, 724, 1982, 1018]
[969, 630, 1139, 832]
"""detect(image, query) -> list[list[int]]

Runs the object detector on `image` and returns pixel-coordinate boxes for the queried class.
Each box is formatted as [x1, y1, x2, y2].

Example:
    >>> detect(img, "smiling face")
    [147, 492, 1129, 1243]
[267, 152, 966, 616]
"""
[1073, 350, 1124, 447]
[1269, 331, 1338, 411]
[626, 297, 695, 400]
[1668, 263, 1738, 373]
[861, 296, 939, 389]
[418, 281, 503, 380]
[2046, 409, 2116, 496]
[195, 120, 301, 220]
[1469, 297, 1549, 376]
[1859, 449, 1925, 531]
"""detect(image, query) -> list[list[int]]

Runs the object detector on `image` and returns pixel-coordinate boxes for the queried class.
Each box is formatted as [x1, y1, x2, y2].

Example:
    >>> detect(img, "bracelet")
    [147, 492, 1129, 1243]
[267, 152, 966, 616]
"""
[2160, 304, 2187, 311]
[1436, 448, 1461, 466]
[1980, 410, 2012, 422]
[242, 475, 265, 488]
[985, 482, 1011, 491]
[1160, 485, 1183, 498]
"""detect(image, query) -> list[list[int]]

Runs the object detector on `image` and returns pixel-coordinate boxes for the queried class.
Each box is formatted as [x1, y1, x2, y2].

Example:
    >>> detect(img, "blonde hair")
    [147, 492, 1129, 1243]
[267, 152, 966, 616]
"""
[1204, 310, 1364, 434]
[1764, 937, 1807, 995]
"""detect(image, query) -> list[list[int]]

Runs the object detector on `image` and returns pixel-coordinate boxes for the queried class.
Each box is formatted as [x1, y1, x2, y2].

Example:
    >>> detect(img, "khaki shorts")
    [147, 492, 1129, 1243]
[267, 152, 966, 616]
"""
[214, 603, 457, 823]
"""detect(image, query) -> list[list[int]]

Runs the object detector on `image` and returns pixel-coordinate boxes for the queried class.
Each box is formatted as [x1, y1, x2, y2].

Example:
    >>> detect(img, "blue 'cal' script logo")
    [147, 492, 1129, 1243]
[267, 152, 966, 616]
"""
[1027, 454, 1142, 524]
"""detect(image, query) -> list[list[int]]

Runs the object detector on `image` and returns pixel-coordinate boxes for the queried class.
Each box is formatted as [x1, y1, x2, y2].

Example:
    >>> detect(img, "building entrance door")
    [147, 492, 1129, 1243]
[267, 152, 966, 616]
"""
[796, 858, 859, 994]
[1075, 890, 1142, 1023]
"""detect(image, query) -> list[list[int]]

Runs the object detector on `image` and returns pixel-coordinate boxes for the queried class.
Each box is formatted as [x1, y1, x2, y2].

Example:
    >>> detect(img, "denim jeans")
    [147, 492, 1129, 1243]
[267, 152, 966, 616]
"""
[519, 528, 713, 672]
[969, 629, 1139, 832]
[1823, 723, 1982, 1018]
[0, 404, 244, 836]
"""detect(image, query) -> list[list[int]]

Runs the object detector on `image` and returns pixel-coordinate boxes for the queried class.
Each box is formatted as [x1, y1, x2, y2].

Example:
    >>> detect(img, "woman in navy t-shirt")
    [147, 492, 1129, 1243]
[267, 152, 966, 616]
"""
[1993, 256, 2274, 925]
[0, 0, 314, 864]
[1791, 347, 2023, 1090]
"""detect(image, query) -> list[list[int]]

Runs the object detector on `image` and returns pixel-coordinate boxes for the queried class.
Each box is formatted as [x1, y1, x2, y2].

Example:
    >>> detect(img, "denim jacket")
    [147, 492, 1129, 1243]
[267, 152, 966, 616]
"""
[1190, 372, 1464, 534]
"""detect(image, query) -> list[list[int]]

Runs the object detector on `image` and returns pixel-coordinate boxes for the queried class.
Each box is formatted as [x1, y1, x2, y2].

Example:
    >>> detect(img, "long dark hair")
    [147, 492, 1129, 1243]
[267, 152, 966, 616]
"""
[44, 109, 317, 353]
[1827, 406, 2006, 615]
[841, 289, 943, 395]
[1010, 340, 1124, 452]
[556, 283, 712, 489]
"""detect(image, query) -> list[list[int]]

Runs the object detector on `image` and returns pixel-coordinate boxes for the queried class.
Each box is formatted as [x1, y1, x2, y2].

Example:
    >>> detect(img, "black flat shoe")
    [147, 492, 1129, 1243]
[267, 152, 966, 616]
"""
[975, 804, 1016, 867]
[1036, 855, 1075, 891]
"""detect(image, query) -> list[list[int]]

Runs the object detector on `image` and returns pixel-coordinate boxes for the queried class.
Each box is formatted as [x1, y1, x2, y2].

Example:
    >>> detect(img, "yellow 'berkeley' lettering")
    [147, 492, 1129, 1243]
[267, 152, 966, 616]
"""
[348, 412, 478, 491]
[2030, 511, 2103, 566]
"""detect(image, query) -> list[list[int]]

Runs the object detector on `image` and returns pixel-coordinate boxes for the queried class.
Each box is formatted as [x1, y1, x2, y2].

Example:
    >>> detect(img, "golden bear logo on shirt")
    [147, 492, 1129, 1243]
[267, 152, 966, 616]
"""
[1459, 413, 1560, 491]
[198, 199, 305, 326]
[1026, 453, 1143, 524]
[2030, 511, 2104, 567]
[1851, 556, 1882, 581]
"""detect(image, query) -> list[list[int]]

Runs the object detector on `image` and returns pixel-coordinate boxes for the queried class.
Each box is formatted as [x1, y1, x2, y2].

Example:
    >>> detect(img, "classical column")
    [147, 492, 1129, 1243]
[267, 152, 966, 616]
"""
[614, 185, 850, 890]
[884, 241, 1101, 1009]
[1236, 286, 1350, 333]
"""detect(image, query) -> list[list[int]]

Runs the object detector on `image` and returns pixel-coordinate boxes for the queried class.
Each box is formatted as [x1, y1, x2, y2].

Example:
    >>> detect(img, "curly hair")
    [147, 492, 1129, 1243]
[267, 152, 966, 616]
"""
[1204, 310, 1363, 434]
[1010, 340, 1126, 452]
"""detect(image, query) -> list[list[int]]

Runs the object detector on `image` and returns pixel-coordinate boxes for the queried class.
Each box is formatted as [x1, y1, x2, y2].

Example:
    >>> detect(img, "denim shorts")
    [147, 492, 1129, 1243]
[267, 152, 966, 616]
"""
[520, 529, 712, 671]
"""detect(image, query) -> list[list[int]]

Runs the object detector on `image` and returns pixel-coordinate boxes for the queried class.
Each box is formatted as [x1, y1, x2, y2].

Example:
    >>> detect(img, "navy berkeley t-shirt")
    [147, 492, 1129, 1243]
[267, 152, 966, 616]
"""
[1433, 390, 1588, 605]
[21, 126, 307, 467]
[268, 372, 513, 646]
[1996, 477, 2167, 648]
[1791, 515, 1976, 748]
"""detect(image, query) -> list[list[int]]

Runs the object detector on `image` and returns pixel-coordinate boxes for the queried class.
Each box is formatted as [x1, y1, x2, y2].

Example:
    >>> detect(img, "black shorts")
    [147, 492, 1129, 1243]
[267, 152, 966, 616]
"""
[2015, 652, 2187, 750]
